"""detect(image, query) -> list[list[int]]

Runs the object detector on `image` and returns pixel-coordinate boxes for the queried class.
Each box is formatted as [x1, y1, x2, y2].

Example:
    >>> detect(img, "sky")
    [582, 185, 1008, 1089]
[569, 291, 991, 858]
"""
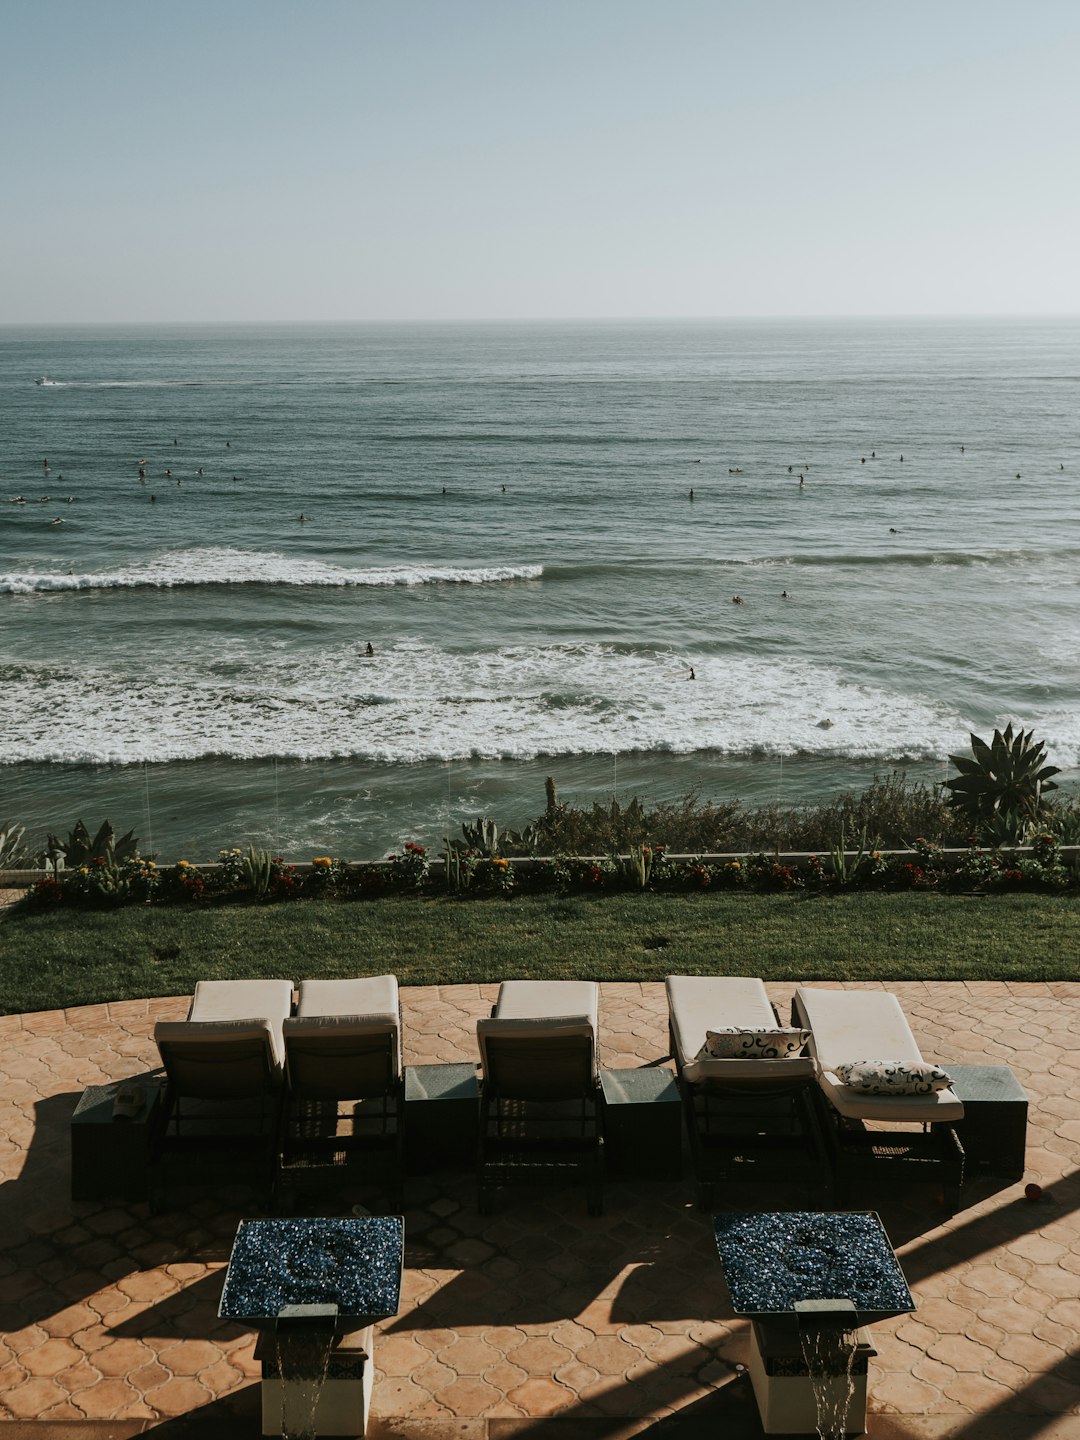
[4, 0, 1079, 323]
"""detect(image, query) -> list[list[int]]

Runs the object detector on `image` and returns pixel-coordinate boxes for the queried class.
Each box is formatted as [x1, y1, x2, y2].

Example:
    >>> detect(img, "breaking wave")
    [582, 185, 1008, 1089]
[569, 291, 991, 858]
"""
[0, 548, 543, 595]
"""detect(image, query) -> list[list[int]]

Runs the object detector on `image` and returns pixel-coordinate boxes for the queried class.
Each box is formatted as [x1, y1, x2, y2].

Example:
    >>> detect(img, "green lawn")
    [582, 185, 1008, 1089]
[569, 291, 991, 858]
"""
[1, 891, 1077, 1015]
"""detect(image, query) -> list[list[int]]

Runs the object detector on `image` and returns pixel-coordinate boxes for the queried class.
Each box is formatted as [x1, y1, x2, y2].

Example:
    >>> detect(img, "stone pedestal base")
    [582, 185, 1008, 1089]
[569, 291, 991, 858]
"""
[255, 1324, 374, 1437]
[747, 1318, 874, 1435]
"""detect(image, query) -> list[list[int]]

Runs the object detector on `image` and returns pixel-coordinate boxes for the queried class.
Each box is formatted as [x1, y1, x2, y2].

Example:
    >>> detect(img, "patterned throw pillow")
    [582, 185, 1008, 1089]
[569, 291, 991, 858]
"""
[834, 1059, 954, 1095]
[699, 1028, 810, 1060]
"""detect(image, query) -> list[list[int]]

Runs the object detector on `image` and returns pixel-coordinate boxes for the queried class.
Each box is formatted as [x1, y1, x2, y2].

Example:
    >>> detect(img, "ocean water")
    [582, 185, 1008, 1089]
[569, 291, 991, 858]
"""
[1, 318, 1078, 860]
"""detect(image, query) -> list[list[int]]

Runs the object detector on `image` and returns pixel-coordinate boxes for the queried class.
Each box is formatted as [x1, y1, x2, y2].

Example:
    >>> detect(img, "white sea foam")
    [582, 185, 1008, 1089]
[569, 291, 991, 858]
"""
[0, 641, 999, 767]
[0, 548, 543, 594]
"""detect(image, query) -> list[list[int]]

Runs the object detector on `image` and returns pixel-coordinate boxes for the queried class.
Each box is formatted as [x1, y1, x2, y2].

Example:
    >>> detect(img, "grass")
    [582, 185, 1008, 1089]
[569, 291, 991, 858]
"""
[2, 890, 1078, 1015]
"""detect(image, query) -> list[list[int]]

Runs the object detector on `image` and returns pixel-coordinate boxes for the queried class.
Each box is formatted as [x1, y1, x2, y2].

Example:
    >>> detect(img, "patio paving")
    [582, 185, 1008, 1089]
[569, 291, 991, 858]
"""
[1, 979, 1079, 1439]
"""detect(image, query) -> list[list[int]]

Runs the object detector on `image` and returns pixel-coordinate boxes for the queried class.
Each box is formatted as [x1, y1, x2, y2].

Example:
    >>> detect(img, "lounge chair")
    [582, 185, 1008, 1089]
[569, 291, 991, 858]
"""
[152, 978, 294, 1202]
[666, 975, 827, 1208]
[476, 980, 604, 1215]
[792, 986, 965, 1210]
[278, 976, 404, 1206]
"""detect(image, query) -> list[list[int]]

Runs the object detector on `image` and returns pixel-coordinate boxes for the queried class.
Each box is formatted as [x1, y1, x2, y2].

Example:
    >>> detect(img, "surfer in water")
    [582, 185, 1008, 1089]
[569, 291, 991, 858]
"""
[365, 642, 375, 657]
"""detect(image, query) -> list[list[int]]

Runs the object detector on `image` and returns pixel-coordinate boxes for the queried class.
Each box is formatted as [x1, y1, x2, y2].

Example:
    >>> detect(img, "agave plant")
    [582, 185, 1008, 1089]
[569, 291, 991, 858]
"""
[41, 820, 139, 873]
[942, 724, 1060, 842]
[460, 816, 501, 857]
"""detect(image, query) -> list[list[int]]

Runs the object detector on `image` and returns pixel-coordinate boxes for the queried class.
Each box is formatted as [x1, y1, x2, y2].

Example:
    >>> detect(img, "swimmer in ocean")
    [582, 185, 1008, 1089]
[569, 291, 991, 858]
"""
[365, 642, 375, 657]
[732, 594, 743, 604]
[688, 666, 696, 680]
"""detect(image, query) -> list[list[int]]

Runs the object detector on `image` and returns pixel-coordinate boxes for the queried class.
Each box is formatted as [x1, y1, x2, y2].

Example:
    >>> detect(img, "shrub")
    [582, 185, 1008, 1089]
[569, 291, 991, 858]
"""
[387, 843, 429, 890]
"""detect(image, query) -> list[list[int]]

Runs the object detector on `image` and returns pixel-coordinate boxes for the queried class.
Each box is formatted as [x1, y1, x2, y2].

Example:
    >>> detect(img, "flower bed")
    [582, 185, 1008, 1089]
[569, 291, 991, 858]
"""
[6, 835, 1080, 912]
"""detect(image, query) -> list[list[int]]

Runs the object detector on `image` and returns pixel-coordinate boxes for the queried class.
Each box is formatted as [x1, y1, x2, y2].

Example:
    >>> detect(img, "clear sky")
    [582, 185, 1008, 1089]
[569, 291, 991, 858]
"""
[4, 0, 1079, 322]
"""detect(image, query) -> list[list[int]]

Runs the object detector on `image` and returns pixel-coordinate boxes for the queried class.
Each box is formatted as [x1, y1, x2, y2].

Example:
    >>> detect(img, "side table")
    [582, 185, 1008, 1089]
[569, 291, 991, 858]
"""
[948, 1063, 1028, 1181]
[70, 1074, 163, 1201]
[404, 1062, 479, 1174]
[600, 1067, 683, 1180]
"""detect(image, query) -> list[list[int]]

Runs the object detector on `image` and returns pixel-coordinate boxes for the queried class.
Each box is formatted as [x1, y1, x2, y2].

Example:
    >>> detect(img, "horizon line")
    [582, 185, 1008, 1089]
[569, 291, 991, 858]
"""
[3, 311, 1080, 330]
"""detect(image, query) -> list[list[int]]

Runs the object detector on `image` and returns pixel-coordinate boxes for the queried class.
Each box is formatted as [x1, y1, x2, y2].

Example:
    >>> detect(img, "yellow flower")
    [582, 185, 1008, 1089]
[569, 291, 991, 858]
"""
[177, 859, 190, 869]
[79, 865, 89, 875]
[313, 856, 333, 868]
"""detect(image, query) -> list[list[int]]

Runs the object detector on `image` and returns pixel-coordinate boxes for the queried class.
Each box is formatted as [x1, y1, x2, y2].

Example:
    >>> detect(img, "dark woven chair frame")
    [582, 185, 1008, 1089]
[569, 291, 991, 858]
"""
[669, 1018, 831, 1210]
[477, 1031, 604, 1215]
[276, 1023, 404, 1210]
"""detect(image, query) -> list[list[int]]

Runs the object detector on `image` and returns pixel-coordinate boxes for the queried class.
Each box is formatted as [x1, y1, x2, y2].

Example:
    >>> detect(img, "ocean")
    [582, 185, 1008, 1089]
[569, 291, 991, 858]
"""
[1, 317, 1078, 861]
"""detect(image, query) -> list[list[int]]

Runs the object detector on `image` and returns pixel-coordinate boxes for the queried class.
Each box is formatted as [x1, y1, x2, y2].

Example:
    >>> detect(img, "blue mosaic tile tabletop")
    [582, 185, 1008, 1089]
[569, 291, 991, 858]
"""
[219, 1216, 404, 1326]
[714, 1212, 915, 1323]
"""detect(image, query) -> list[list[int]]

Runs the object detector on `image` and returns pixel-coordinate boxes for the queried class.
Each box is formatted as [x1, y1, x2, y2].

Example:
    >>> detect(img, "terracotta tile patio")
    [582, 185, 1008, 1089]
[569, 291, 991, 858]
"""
[2, 979, 1079, 1438]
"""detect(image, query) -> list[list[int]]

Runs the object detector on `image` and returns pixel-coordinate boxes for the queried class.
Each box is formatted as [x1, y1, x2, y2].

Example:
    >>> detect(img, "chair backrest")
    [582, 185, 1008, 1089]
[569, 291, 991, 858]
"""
[154, 1018, 282, 1100]
[283, 1015, 401, 1101]
[477, 1015, 597, 1101]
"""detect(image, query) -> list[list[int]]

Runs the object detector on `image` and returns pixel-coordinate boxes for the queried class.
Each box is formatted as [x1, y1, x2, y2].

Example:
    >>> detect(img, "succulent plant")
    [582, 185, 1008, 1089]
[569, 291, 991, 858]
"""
[461, 816, 500, 857]
[41, 820, 138, 873]
[942, 724, 1060, 842]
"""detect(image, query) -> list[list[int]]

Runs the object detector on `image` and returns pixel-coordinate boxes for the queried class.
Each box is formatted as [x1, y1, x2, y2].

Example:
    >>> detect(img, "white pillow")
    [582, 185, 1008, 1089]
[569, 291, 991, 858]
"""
[699, 1027, 810, 1060]
[834, 1059, 953, 1095]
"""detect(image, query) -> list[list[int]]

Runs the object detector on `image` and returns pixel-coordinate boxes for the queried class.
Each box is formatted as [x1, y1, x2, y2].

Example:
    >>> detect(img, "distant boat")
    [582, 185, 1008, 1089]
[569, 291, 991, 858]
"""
[35, 376, 58, 386]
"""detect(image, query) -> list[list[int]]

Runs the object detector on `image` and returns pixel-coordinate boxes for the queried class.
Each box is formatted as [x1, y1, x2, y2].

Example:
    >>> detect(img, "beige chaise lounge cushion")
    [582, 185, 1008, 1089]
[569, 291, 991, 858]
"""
[667, 975, 816, 1085]
[478, 980, 600, 1088]
[154, 977, 295, 1096]
[284, 975, 402, 1081]
[793, 986, 963, 1123]
[493, 979, 599, 1028]
[294, 975, 399, 1021]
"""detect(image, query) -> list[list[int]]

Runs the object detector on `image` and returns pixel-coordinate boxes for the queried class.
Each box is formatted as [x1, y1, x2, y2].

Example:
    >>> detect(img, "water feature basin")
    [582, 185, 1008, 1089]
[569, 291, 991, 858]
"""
[714, 1212, 914, 1437]
[220, 1216, 404, 1437]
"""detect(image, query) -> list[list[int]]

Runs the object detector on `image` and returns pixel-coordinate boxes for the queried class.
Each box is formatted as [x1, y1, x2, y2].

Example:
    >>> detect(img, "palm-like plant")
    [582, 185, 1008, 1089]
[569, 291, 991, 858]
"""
[0, 821, 28, 869]
[942, 724, 1060, 842]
